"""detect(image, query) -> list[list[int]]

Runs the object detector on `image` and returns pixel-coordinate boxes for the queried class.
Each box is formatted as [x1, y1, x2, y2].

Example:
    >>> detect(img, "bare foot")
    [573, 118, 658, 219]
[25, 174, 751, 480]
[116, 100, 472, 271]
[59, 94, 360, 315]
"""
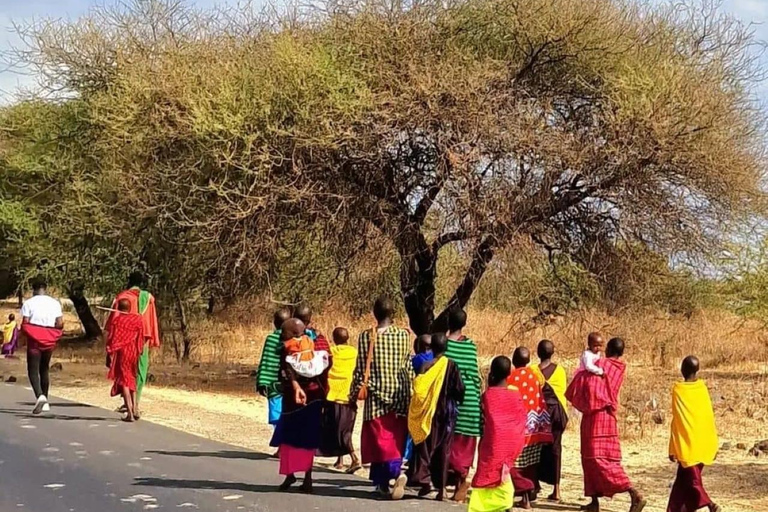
[709, 504, 721, 512]
[581, 499, 600, 512]
[278, 474, 297, 491]
[453, 480, 470, 503]
[121, 415, 135, 423]
[333, 460, 344, 470]
[346, 462, 362, 474]
[630, 497, 647, 512]
[300, 479, 313, 494]
[547, 493, 561, 502]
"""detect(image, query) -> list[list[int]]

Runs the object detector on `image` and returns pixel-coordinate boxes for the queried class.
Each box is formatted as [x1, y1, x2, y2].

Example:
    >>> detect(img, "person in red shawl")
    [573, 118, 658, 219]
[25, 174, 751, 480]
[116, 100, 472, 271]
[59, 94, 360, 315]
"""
[105, 272, 160, 418]
[566, 337, 646, 512]
[469, 355, 526, 512]
[506, 347, 553, 509]
[106, 299, 144, 422]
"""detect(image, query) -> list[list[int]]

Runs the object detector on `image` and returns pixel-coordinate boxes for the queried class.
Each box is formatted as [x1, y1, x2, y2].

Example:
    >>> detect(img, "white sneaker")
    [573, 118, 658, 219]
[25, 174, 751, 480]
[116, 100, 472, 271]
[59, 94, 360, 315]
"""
[42, 402, 51, 413]
[32, 395, 48, 415]
[390, 474, 407, 501]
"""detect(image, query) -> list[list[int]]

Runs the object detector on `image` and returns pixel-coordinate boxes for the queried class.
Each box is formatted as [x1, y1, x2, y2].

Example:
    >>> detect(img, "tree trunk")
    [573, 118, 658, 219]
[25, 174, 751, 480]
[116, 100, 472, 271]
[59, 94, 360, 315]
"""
[67, 286, 103, 340]
[174, 291, 192, 362]
[396, 228, 437, 336]
[432, 238, 495, 332]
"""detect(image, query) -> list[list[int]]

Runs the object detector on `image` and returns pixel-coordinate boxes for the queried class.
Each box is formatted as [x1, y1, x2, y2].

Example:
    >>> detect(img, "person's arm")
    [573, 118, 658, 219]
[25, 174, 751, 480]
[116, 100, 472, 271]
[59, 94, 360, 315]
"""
[452, 362, 466, 404]
[280, 345, 306, 405]
[584, 353, 604, 376]
[351, 332, 367, 395]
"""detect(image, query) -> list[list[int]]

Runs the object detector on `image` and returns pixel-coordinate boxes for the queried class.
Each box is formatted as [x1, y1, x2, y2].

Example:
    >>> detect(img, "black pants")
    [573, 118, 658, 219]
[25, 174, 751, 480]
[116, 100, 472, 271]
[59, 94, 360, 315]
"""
[27, 348, 53, 398]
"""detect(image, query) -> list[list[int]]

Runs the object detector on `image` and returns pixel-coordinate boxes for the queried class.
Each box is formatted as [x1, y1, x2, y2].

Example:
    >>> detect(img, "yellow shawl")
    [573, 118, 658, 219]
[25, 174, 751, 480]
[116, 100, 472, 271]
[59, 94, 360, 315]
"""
[326, 344, 358, 404]
[532, 364, 567, 410]
[408, 356, 449, 445]
[669, 380, 718, 468]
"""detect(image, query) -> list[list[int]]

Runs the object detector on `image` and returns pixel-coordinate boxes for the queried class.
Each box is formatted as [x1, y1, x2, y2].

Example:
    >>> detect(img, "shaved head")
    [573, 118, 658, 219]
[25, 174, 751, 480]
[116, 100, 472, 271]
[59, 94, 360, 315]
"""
[294, 304, 312, 325]
[273, 307, 291, 330]
[280, 318, 306, 341]
[117, 299, 131, 313]
[606, 337, 625, 358]
[681, 355, 700, 379]
[512, 347, 530, 368]
[588, 332, 604, 348]
[373, 296, 395, 322]
[489, 356, 512, 386]
[537, 339, 555, 361]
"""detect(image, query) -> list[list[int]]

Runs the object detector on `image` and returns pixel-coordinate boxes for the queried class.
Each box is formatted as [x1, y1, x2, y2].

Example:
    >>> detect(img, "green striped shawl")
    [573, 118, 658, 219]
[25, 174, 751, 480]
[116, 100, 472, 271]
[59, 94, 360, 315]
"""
[445, 337, 482, 436]
[256, 329, 282, 398]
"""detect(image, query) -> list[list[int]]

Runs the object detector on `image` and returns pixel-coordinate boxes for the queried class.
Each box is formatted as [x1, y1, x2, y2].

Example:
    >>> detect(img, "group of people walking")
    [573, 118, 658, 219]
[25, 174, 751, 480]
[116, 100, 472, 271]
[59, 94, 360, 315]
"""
[257, 297, 722, 512]
[11, 273, 160, 422]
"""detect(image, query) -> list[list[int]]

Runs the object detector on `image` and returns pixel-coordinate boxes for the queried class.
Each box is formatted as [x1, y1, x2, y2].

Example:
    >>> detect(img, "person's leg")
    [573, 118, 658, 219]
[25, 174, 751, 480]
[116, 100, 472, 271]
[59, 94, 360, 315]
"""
[26, 348, 43, 398]
[628, 487, 646, 512]
[39, 350, 53, 398]
[121, 386, 135, 422]
[300, 469, 313, 493]
[334, 456, 344, 470]
[580, 497, 599, 512]
[549, 428, 563, 501]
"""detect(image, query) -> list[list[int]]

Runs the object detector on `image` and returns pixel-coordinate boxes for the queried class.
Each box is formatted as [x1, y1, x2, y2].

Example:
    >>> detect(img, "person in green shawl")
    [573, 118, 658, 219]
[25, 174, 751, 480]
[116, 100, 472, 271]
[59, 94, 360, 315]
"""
[105, 272, 161, 419]
[445, 307, 482, 502]
[257, 307, 293, 453]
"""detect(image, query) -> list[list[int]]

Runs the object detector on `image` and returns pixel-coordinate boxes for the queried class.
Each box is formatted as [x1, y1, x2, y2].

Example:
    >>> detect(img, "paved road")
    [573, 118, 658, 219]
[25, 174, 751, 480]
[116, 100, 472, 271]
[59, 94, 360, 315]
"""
[0, 383, 456, 512]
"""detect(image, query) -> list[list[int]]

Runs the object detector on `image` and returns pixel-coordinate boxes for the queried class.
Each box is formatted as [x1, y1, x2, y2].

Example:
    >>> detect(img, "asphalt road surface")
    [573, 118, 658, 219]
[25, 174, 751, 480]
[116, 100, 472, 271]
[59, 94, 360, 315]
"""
[0, 383, 457, 512]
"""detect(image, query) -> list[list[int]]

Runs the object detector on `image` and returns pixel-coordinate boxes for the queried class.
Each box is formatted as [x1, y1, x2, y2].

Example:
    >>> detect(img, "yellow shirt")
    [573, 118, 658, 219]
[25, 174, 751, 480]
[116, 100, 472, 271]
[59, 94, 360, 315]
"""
[326, 344, 358, 404]
[2, 321, 16, 344]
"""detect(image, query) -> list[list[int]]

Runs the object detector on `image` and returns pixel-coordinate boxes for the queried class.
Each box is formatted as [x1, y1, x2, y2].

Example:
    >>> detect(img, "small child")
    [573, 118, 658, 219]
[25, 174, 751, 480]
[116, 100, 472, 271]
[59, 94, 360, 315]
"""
[412, 334, 434, 375]
[577, 332, 605, 376]
[320, 327, 362, 473]
[1, 314, 18, 356]
[403, 334, 434, 470]
[667, 356, 720, 512]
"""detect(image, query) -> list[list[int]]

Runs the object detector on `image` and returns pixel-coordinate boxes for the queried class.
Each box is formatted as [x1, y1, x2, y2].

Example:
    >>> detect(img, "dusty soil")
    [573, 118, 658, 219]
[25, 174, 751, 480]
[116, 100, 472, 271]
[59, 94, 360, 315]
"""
[3, 300, 768, 512]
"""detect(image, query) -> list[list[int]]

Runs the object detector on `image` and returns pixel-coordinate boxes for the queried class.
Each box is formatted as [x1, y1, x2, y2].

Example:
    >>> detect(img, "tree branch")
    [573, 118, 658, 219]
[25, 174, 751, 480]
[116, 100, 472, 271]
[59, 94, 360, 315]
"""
[432, 230, 467, 253]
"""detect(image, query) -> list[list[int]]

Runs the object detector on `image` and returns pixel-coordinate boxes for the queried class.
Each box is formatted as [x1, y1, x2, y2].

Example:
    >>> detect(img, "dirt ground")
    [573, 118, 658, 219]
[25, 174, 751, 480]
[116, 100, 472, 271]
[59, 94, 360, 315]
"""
[1, 352, 768, 512]
[3, 299, 768, 512]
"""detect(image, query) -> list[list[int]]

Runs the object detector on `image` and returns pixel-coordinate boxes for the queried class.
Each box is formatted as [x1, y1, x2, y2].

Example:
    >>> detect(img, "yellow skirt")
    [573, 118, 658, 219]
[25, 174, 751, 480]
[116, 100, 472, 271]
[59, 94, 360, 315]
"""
[468, 480, 515, 512]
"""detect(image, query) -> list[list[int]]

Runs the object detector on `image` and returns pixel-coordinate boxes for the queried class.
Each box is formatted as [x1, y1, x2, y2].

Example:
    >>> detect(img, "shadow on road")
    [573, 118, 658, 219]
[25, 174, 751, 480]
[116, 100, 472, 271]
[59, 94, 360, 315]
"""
[133, 476, 410, 501]
[18, 401, 94, 408]
[147, 449, 273, 461]
[0, 408, 117, 422]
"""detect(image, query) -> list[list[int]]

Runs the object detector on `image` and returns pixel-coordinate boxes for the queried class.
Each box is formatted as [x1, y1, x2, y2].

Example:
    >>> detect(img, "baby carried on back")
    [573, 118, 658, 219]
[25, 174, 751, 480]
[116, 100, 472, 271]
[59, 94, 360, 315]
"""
[284, 334, 329, 378]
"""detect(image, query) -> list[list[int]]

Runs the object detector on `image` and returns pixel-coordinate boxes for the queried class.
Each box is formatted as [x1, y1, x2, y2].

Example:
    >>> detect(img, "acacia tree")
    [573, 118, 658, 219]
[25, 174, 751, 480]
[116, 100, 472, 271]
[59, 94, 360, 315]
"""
[8, 0, 767, 335]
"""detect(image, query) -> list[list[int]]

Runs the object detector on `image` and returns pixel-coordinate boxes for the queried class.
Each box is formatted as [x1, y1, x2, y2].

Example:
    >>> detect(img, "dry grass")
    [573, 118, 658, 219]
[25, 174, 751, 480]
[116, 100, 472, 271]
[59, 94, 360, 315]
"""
[4, 302, 768, 510]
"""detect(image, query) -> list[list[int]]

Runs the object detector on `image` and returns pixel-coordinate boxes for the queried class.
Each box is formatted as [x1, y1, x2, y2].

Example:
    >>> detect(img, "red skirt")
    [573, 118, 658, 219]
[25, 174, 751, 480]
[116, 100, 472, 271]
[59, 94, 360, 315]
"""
[581, 410, 632, 497]
[361, 412, 407, 465]
[448, 433, 477, 481]
[667, 464, 712, 512]
[108, 345, 139, 396]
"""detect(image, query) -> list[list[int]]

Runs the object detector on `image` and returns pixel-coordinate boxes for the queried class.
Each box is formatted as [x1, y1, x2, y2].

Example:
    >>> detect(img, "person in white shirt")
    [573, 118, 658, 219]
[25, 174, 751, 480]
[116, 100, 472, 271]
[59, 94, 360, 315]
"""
[577, 332, 605, 377]
[20, 279, 64, 414]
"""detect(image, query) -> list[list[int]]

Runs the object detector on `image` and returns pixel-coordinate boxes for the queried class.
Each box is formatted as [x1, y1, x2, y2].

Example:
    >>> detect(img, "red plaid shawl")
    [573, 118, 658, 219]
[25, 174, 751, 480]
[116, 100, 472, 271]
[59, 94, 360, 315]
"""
[566, 357, 625, 414]
[567, 357, 632, 498]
